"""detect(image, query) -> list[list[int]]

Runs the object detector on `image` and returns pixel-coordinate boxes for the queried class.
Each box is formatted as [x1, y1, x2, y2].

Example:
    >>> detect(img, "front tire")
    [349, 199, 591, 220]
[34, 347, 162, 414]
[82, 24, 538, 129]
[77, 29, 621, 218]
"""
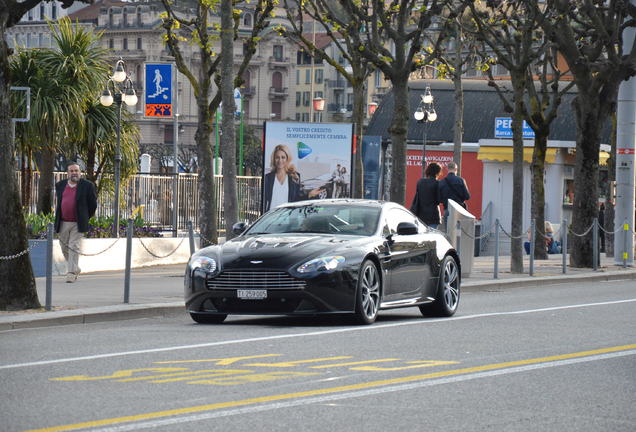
[420, 255, 460, 317]
[190, 312, 228, 324]
[354, 260, 381, 325]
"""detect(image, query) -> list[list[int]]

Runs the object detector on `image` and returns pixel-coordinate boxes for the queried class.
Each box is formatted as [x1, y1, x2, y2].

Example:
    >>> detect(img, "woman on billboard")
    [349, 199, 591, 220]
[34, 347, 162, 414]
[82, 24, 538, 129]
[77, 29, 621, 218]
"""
[263, 144, 321, 212]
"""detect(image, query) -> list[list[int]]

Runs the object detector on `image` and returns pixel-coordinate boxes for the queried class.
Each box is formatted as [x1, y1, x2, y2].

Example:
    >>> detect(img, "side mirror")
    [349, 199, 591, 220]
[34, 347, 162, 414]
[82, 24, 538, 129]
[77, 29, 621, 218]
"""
[396, 222, 418, 235]
[232, 221, 248, 236]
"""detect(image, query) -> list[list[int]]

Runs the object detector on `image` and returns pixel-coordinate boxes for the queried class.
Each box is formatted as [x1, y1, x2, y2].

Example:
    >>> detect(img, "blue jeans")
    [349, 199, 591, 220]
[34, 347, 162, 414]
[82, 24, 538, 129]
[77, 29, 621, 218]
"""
[428, 223, 439, 230]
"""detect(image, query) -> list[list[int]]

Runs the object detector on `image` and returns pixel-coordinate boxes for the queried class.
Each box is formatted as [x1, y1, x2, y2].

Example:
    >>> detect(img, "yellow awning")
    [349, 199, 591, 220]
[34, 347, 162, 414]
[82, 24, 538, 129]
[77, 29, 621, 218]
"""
[477, 147, 557, 164]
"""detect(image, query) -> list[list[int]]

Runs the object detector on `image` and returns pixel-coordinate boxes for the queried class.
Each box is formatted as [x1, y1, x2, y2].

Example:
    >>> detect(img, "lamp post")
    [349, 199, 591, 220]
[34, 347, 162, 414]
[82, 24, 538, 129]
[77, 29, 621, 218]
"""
[413, 86, 437, 177]
[313, 97, 325, 122]
[100, 58, 137, 237]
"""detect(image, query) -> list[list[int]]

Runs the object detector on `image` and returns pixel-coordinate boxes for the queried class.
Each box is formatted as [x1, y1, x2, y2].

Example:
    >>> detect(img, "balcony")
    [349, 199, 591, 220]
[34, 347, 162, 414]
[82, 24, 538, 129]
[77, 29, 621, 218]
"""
[241, 86, 256, 98]
[269, 87, 288, 99]
[327, 79, 347, 89]
[268, 56, 290, 69]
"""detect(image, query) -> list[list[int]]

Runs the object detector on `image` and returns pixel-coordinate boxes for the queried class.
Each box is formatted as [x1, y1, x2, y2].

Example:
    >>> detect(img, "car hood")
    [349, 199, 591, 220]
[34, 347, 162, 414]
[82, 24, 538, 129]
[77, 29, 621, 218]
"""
[215, 233, 356, 270]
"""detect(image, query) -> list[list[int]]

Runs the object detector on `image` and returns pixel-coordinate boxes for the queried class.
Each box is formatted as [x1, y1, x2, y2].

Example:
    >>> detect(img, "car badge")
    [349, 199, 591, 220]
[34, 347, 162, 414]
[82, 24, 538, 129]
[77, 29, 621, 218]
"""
[250, 260, 263, 264]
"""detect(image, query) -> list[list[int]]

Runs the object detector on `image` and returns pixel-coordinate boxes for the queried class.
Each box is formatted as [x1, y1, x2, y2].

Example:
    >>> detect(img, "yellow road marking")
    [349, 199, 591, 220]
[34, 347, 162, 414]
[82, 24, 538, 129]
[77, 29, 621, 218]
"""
[117, 369, 253, 383]
[154, 354, 281, 365]
[50, 368, 188, 382]
[26, 344, 636, 432]
[309, 358, 401, 368]
[245, 356, 352, 367]
[188, 371, 321, 386]
[150, 370, 253, 384]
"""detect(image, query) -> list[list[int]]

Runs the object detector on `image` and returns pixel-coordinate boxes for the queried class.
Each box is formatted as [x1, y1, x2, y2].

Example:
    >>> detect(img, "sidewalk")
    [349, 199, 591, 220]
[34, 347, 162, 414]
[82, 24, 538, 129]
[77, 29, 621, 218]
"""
[1, 254, 635, 330]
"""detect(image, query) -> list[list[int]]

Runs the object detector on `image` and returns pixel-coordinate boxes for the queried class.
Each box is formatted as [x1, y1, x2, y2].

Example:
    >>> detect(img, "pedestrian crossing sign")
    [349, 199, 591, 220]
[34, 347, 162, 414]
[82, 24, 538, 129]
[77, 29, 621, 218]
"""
[144, 63, 173, 118]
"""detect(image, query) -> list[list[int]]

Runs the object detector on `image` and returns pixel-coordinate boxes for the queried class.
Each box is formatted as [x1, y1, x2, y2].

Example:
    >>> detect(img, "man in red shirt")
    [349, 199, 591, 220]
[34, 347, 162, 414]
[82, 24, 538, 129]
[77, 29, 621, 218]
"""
[54, 163, 97, 283]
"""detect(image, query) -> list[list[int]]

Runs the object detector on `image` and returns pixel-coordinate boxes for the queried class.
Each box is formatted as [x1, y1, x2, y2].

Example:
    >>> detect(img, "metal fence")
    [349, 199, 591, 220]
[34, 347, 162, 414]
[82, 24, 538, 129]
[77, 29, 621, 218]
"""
[16, 171, 262, 232]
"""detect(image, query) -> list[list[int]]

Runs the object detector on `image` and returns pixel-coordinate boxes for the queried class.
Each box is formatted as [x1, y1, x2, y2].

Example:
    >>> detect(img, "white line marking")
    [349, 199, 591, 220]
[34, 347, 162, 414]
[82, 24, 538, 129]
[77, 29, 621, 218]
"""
[1, 298, 635, 370]
[87, 349, 636, 432]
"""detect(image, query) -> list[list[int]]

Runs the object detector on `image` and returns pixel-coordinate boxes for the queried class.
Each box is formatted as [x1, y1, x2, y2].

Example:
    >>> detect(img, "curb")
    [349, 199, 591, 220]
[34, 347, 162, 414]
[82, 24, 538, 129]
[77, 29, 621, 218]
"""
[2, 270, 635, 330]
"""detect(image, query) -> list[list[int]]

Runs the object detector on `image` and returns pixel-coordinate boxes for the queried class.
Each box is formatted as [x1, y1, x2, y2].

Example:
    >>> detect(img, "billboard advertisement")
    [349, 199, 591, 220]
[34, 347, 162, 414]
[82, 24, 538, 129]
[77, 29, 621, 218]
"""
[262, 122, 354, 213]
[144, 63, 173, 118]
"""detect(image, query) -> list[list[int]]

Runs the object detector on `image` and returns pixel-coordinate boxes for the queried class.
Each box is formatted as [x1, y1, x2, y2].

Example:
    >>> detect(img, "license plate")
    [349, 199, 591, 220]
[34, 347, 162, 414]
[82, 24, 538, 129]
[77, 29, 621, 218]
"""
[237, 289, 267, 300]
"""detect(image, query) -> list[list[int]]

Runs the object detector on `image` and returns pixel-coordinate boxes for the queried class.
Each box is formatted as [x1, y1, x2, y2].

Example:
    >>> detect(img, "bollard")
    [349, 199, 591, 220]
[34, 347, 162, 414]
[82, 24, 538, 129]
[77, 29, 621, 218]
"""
[529, 218, 535, 276]
[187, 220, 195, 256]
[45, 222, 54, 311]
[494, 219, 500, 279]
[592, 217, 598, 271]
[562, 218, 568, 274]
[124, 218, 133, 304]
[623, 220, 629, 268]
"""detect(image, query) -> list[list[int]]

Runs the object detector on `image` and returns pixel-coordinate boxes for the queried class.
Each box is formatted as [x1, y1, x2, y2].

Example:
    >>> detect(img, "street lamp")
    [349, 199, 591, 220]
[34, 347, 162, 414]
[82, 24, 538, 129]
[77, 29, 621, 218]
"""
[413, 86, 437, 177]
[313, 97, 325, 122]
[100, 58, 137, 237]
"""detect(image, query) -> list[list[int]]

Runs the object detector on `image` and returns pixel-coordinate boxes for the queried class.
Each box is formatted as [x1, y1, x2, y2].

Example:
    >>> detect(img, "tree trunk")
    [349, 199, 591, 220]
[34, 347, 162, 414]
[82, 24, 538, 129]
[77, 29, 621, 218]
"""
[36, 147, 54, 214]
[352, 79, 365, 198]
[0, 17, 40, 310]
[220, 0, 238, 239]
[570, 96, 602, 268]
[388, 78, 409, 205]
[510, 83, 525, 273]
[452, 55, 463, 175]
[531, 133, 548, 260]
[604, 112, 617, 257]
[196, 93, 217, 247]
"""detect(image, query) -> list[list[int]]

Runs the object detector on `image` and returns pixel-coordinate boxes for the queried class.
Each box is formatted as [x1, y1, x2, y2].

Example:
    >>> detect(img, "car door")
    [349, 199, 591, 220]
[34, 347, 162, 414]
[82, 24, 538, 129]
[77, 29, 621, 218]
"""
[381, 208, 436, 302]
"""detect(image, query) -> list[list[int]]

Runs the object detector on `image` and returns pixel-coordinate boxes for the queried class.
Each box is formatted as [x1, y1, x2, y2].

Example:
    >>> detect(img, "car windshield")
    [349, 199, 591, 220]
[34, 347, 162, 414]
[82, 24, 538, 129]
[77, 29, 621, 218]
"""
[246, 204, 381, 236]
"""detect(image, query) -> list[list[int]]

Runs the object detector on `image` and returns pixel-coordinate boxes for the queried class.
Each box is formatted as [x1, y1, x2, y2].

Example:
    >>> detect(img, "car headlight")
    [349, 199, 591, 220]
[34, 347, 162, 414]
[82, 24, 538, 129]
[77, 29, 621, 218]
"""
[189, 256, 217, 274]
[297, 256, 345, 273]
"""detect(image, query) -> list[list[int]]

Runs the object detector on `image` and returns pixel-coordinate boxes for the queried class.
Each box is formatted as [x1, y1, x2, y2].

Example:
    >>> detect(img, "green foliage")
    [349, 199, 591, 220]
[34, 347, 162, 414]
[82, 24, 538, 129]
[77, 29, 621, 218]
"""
[24, 213, 55, 239]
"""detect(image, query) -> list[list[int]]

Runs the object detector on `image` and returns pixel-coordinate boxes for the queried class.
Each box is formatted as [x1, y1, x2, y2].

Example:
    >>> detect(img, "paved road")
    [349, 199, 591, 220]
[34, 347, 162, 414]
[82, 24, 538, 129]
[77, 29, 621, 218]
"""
[2, 278, 634, 432]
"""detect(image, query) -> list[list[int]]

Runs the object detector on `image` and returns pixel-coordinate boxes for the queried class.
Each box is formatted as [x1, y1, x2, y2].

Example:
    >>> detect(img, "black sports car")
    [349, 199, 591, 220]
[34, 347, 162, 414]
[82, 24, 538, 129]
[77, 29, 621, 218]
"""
[185, 199, 460, 325]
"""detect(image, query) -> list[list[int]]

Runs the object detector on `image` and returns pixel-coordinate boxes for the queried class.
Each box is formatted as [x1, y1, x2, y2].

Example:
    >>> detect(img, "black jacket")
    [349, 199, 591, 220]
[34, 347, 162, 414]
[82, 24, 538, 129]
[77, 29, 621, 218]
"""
[54, 178, 98, 233]
[263, 171, 303, 212]
[410, 177, 441, 225]
[439, 173, 470, 209]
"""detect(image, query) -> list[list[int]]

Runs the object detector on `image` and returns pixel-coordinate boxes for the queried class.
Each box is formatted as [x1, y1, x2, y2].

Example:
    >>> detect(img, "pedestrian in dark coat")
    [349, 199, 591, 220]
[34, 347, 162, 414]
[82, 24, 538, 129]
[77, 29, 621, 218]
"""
[410, 162, 442, 229]
[54, 162, 97, 283]
[439, 161, 470, 228]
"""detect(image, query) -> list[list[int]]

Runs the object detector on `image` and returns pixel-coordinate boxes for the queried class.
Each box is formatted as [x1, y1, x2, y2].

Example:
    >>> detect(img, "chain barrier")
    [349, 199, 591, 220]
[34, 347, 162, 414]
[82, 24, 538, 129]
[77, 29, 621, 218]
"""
[136, 235, 187, 259]
[459, 221, 498, 240]
[58, 237, 121, 256]
[598, 224, 624, 235]
[0, 240, 43, 261]
[496, 221, 528, 240]
[568, 223, 595, 238]
[197, 230, 217, 247]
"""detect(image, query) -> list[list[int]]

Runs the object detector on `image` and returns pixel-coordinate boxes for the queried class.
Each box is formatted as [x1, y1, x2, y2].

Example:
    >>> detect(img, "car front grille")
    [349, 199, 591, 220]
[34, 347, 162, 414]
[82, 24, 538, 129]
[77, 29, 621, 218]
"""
[206, 270, 307, 290]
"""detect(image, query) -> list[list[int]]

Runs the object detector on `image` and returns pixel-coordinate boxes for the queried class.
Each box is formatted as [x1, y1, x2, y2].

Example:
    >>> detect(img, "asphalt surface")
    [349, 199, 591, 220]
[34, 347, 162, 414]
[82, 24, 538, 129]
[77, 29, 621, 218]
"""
[1, 254, 635, 331]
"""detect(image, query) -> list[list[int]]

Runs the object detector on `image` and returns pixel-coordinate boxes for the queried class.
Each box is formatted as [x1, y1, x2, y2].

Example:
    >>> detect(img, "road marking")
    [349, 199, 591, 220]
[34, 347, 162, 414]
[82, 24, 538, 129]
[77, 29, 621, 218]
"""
[309, 358, 401, 368]
[244, 356, 352, 367]
[23, 344, 636, 432]
[3, 298, 636, 370]
[153, 354, 281, 365]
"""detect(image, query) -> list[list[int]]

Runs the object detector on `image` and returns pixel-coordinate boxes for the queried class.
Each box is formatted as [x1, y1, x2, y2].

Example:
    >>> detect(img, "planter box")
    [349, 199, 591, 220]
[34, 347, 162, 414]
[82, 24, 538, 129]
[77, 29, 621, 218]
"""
[29, 237, 192, 277]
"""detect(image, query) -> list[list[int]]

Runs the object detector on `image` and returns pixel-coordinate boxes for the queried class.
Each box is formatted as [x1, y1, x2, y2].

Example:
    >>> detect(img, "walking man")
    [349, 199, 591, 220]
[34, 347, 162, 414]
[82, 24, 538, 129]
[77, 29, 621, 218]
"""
[439, 161, 470, 229]
[54, 162, 97, 283]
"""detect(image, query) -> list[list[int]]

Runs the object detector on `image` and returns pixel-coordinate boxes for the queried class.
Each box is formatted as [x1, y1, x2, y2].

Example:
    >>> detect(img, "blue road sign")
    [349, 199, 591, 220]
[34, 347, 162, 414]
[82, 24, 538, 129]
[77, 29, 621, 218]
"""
[494, 117, 535, 139]
[144, 63, 173, 118]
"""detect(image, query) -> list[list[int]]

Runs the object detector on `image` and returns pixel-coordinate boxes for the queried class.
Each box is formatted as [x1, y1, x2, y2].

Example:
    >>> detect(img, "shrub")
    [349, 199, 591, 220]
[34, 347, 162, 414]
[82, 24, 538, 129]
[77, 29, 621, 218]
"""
[24, 213, 163, 239]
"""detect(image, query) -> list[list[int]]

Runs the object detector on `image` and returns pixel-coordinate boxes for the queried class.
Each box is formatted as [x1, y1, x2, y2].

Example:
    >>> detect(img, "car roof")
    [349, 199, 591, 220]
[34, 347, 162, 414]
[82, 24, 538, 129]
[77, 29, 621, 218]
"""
[277, 198, 388, 209]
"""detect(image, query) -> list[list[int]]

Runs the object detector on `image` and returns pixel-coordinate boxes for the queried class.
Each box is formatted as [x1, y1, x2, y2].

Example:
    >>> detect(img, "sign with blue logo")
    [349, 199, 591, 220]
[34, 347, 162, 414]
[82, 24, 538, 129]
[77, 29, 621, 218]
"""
[494, 117, 535, 139]
[144, 63, 173, 118]
[362, 136, 382, 200]
[234, 88, 242, 115]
